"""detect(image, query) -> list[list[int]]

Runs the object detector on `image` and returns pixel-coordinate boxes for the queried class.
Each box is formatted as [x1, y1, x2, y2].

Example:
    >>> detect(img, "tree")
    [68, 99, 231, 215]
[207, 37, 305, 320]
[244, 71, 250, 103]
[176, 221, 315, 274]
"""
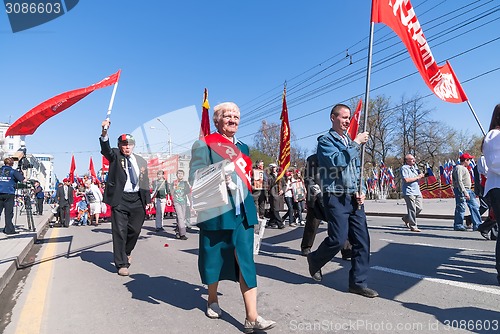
[252, 120, 307, 168]
[362, 95, 395, 166]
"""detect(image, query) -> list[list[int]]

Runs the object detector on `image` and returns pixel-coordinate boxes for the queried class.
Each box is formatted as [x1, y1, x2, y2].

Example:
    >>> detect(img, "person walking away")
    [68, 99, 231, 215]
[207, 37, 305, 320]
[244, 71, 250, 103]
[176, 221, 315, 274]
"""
[452, 153, 482, 231]
[99, 119, 153, 276]
[482, 104, 500, 284]
[300, 153, 352, 259]
[0, 157, 25, 235]
[189, 102, 275, 332]
[400, 154, 424, 232]
[306, 103, 378, 298]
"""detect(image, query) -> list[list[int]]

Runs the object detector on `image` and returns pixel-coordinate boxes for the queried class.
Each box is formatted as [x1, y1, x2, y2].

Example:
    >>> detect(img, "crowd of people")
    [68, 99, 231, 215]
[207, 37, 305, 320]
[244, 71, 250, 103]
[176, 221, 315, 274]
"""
[2, 101, 499, 333]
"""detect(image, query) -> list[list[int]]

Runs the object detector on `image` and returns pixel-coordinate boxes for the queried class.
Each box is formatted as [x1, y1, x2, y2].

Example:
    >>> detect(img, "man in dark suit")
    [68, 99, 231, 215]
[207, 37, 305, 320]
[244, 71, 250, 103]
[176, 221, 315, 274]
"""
[56, 178, 74, 227]
[100, 119, 152, 276]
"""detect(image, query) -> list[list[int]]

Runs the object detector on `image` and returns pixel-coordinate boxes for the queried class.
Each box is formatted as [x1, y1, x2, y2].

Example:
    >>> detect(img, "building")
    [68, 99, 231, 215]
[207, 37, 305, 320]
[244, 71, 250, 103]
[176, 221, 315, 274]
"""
[0, 122, 23, 160]
[32, 154, 55, 191]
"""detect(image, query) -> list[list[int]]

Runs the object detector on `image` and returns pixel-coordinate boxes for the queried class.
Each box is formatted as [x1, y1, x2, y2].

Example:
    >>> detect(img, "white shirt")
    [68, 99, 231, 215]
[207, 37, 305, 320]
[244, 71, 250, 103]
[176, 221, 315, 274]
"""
[483, 129, 500, 196]
[123, 154, 140, 193]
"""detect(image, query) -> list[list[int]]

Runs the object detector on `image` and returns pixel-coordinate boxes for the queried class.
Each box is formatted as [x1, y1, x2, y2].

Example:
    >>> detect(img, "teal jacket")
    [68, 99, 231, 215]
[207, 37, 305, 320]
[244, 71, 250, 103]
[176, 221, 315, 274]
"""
[189, 139, 258, 230]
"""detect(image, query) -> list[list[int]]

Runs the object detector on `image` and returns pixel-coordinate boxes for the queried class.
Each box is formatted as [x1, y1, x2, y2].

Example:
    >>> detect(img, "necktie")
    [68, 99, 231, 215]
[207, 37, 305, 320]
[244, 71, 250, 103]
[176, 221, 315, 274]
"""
[126, 156, 138, 189]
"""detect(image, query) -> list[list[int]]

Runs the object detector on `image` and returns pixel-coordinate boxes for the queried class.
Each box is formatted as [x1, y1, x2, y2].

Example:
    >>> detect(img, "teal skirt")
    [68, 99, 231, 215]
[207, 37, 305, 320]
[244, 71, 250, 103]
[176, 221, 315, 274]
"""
[198, 219, 257, 288]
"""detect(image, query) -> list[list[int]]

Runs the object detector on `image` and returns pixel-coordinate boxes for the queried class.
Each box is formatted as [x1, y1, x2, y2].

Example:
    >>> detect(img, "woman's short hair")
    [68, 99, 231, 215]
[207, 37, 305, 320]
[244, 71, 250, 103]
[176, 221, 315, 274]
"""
[213, 102, 240, 126]
[3, 157, 14, 166]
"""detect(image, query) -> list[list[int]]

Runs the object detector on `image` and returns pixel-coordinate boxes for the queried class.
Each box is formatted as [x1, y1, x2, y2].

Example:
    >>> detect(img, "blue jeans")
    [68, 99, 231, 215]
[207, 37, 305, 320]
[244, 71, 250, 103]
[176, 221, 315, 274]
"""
[453, 188, 481, 229]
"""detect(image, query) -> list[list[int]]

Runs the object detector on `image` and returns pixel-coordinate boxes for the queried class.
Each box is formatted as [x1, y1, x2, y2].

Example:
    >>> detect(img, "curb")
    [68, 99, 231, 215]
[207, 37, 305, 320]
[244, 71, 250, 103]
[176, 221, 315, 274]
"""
[365, 212, 454, 220]
[0, 213, 53, 295]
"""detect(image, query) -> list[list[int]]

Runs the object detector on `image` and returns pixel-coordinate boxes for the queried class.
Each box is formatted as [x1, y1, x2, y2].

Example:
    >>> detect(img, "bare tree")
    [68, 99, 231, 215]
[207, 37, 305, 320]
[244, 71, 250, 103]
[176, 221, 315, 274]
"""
[363, 95, 395, 166]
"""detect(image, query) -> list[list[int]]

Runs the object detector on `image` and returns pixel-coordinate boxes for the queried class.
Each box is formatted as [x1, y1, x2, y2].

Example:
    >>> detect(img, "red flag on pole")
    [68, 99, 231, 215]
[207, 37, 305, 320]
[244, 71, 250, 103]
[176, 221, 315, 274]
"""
[6, 70, 121, 136]
[371, 0, 467, 103]
[199, 88, 211, 139]
[102, 156, 109, 173]
[277, 85, 291, 181]
[89, 156, 98, 184]
[69, 155, 76, 183]
[347, 99, 362, 140]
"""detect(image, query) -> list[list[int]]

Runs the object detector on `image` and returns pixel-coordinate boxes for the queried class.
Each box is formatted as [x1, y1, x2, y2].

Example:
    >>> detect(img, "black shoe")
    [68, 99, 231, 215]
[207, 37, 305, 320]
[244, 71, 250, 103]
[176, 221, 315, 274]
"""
[348, 286, 379, 298]
[307, 253, 322, 281]
[155, 227, 165, 232]
[479, 230, 490, 240]
[179, 235, 188, 240]
[277, 224, 285, 229]
[301, 248, 311, 256]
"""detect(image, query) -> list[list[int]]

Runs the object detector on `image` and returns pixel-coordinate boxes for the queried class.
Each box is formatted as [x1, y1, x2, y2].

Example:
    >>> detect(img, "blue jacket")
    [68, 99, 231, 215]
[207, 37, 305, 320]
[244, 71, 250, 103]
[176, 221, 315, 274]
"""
[317, 128, 364, 195]
[0, 166, 25, 195]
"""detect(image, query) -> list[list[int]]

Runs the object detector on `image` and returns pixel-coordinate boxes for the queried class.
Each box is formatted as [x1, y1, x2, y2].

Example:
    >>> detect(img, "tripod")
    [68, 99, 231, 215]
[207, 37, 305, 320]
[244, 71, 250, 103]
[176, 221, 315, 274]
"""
[23, 191, 36, 232]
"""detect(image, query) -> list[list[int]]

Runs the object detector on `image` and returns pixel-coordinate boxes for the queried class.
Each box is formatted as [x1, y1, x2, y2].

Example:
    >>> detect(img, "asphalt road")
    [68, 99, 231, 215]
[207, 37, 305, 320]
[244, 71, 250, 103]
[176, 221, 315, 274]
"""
[1, 215, 499, 334]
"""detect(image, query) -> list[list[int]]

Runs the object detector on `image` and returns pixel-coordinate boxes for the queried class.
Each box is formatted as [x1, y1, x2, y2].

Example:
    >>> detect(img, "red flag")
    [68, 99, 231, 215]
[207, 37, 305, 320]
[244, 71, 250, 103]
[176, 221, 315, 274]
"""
[69, 155, 76, 183]
[89, 156, 98, 184]
[102, 156, 109, 173]
[347, 99, 362, 140]
[371, 0, 467, 103]
[6, 70, 121, 136]
[199, 88, 211, 139]
[277, 86, 291, 181]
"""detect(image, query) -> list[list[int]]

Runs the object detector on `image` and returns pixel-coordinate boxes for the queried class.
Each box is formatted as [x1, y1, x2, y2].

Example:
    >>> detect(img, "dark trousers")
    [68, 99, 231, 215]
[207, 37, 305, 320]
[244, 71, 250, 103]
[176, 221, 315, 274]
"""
[36, 197, 44, 215]
[309, 193, 371, 288]
[0, 193, 16, 234]
[111, 193, 146, 269]
[282, 196, 295, 225]
[252, 190, 266, 219]
[59, 204, 71, 227]
[489, 188, 500, 283]
[301, 209, 321, 250]
[268, 196, 282, 226]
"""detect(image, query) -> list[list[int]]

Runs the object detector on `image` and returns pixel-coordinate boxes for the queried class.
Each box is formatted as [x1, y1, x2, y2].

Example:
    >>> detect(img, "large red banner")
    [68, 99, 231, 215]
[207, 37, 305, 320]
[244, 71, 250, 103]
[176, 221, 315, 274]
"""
[277, 87, 291, 180]
[6, 70, 121, 136]
[371, 0, 467, 103]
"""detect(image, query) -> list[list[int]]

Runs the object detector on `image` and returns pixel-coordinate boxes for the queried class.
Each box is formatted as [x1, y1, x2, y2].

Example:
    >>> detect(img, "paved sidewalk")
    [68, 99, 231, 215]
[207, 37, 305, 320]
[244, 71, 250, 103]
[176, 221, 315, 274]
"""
[364, 198, 456, 220]
[0, 198, 461, 295]
[0, 205, 54, 294]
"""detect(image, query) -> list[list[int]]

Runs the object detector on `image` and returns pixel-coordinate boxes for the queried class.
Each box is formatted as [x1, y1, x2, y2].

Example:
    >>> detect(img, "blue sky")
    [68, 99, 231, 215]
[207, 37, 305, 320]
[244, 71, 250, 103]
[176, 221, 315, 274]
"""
[1, 0, 499, 179]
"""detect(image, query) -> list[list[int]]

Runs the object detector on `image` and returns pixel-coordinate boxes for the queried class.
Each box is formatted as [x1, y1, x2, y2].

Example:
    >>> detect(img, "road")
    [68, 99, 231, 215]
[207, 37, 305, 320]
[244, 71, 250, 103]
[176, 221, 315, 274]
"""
[1, 215, 499, 334]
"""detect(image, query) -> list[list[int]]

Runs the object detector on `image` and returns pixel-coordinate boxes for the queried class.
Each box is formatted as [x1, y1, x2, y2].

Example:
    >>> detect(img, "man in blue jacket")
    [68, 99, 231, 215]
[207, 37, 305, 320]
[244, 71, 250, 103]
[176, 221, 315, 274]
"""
[0, 157, 25, 235]
[306, 103, 378, 298]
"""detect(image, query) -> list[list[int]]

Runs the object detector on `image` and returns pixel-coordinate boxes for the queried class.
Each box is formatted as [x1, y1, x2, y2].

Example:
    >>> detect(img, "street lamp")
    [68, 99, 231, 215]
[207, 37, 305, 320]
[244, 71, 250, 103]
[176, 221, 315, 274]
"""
[155, 118, 172, 157]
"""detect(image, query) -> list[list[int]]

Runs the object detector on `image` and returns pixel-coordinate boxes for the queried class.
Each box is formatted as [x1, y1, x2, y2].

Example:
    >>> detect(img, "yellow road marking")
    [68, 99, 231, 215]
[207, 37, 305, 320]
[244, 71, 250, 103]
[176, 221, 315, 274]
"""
[16, 227, 59, 334]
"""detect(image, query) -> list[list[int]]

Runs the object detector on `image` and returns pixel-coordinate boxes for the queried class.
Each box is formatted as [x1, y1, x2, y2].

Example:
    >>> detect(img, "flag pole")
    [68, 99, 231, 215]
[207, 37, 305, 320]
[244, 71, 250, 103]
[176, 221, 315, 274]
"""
[104, 70, 121, 130]
[104, 81, 119, 130]
[359, 19, 375, 195]
[466, 100, 486, 136]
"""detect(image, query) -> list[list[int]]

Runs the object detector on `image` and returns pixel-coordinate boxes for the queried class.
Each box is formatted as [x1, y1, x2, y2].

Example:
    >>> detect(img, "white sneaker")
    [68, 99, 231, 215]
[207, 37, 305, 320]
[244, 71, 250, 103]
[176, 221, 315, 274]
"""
[244, 316, 276, 333]
[206, 302, 222, 319]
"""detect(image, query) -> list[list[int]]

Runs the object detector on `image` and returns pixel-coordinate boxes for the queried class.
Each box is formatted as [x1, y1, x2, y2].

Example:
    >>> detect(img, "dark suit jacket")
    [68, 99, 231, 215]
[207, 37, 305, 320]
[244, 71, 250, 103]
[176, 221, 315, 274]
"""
[99, 138, 151, 208]
[56, 184, 74, 207]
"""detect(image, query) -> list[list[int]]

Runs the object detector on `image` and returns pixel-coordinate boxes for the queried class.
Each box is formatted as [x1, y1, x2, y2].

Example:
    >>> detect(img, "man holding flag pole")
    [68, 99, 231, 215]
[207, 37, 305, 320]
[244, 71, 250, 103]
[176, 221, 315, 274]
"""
[306, 103, 378, 298]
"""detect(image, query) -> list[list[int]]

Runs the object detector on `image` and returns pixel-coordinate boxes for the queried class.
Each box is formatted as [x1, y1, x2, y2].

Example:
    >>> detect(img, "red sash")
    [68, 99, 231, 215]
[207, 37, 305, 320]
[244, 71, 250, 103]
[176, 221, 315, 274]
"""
[203, 133, 253, 190]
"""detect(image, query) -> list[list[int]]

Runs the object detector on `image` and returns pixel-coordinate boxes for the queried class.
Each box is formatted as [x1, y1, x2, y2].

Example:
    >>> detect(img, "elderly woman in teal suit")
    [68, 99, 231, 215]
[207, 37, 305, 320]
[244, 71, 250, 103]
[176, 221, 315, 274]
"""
[189, 102, 275, 333]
